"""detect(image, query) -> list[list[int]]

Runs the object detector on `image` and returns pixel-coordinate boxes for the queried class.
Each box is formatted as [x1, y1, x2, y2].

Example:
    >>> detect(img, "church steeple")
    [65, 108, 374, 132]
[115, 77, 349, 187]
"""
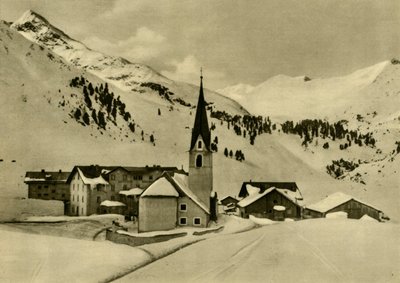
[190, 72, 211, 151]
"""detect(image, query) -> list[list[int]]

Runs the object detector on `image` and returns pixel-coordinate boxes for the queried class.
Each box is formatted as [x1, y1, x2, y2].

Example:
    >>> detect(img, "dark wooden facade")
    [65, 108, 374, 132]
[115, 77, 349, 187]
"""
[220, 196, 239, 206]
[239, 189, 302, 220]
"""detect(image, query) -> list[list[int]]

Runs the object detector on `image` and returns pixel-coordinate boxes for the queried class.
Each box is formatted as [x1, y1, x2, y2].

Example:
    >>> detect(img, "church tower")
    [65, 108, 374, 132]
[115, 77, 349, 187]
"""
[189, 72, 213, 210]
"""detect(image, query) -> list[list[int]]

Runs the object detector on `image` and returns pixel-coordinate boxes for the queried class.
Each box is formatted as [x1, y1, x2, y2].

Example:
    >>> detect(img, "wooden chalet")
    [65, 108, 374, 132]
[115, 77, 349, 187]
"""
[237, 182, 303, 220]
[304, 192, 384, 221]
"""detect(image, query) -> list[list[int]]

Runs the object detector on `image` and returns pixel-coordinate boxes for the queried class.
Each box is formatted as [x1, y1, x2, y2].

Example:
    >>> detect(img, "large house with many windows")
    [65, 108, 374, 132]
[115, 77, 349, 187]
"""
[65, 165, 180, 216]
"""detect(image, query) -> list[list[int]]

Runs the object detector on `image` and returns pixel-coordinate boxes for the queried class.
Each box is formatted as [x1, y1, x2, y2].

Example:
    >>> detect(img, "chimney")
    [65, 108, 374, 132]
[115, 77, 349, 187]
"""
[59, 169, 62, 173]
[41, 169, 45, 173]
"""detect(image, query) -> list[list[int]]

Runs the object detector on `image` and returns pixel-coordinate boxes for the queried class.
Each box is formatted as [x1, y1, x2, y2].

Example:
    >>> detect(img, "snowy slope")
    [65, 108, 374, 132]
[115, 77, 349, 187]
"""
[218, 61, 400, 122]
[117, 219, 400, 283]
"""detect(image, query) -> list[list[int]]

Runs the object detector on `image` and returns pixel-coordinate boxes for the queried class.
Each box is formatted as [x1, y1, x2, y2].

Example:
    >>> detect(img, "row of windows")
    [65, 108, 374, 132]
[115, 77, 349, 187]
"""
[37, 185, 49, 189]
[72, 195, 84, 203]
[110, 175, 147, 181]
[179, 217, 201, 226]
[36, 193, 66, 198]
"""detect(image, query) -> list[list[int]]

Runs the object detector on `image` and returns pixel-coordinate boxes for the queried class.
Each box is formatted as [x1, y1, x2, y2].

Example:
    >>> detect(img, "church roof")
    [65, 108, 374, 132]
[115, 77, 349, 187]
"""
[190, 75, 211, 151]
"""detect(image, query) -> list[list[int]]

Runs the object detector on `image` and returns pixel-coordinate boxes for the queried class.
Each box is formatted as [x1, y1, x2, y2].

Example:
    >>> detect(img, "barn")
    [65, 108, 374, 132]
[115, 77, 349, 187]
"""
[237, 182, 303, 220]
[304, 192, 384, 221]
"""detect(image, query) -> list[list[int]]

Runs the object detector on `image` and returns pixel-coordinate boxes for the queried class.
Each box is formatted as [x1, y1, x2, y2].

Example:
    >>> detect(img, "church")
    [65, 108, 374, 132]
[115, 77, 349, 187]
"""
[138, 74, 218, 232]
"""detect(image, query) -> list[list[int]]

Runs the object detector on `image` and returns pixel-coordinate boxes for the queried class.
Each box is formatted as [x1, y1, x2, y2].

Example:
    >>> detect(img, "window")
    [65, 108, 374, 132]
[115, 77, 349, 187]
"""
[123, 174, 127, 181]
[72, 195, 74, 201]
[196, 154, 203, 168]
[138, 175, 143, 180]
[38, 186, 42, 189]
[111, 185, 115, 191]
[193, 217, 201, 226]
[52, 189, 56, 193]
[198, 140, 202, 149]
[179, 217, 187, 225]
[179, 203, 187, 212]
[52, 197, 55, 200]
[62, 194, 65, 198]
[44, 193, 48, 196]
[111, 175, 115, 181]
[149, 175, 153, 180]
[97, 196, 101, 204]
[38, 193, 42, 197]
[123, 185, 127, 190]
[273, 200, 278, 204]
[111, 195, 115, 201]
[44, 185, 48, 189]
[82, 196, 84, 203]
[77, 195, 79, 202]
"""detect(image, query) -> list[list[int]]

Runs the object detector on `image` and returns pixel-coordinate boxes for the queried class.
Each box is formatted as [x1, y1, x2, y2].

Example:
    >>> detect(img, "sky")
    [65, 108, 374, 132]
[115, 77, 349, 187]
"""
[1, 0, 399, 90]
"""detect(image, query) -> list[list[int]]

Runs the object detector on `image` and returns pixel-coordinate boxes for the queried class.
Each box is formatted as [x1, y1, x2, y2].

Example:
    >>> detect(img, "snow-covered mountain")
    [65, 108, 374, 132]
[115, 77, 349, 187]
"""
[1, 10, 399, 222]
[10, 10, 168, 85]
[9, 10, 243, 113]
[218, 61, 400, 122]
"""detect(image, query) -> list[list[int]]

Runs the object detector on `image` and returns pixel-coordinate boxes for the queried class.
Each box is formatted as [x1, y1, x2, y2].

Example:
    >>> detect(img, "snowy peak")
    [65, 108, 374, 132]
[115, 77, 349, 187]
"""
[10, 10, 169, 89]
[11, 10, 73, 45]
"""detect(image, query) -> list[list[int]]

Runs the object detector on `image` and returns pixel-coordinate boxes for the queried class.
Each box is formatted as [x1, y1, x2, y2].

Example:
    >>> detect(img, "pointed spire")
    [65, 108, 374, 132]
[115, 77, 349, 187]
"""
[190, 71, 211, 151]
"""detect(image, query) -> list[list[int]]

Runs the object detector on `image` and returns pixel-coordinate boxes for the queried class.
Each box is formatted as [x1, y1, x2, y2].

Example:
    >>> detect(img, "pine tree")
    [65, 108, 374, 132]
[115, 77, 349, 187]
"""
[98, 110, 106, 129]
[129, 122, 135, 133]
[229, 150, 233, 158]
[224, 148, 228, 157]
[74, 108, 81, 120]
[82, 112, 90, 125]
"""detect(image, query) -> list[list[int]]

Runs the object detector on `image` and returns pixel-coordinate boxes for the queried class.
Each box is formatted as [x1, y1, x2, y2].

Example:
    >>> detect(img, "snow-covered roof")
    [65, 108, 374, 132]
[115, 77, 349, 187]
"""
[119, 188, 143, 196]
[169, 172, 210, 214]
[141, 177, 179, 197]
[24, 171, 70, 183]
[100, 200, 126, 207]
[237, 187, 274, 207]
[78, 168, 109, 185]
[306, 192, 382, 213]
[246, 184, 261, 195]
[237, 187, 303, 208]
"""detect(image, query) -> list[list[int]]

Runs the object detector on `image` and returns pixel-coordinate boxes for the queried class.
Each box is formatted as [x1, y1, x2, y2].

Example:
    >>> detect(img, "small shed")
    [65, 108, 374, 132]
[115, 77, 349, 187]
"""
[220, 196, 239, 206]
[100, 200, 126, 215]
[304, 192, 383, 221]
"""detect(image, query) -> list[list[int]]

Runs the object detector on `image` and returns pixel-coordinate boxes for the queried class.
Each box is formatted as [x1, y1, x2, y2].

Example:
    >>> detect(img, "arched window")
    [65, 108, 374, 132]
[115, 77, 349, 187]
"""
[198, 140, 202, 149]
[196, 154, 203, 168]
